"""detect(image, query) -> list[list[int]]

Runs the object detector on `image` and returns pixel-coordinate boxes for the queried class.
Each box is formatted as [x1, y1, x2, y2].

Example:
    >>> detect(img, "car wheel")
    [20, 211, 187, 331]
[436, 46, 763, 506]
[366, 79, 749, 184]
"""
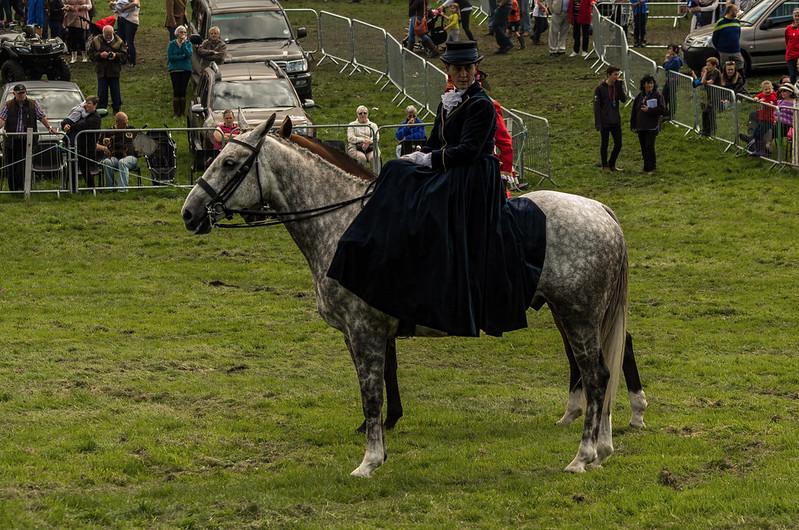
[48, 60, 71, 81]
[1, 60, 26, 83]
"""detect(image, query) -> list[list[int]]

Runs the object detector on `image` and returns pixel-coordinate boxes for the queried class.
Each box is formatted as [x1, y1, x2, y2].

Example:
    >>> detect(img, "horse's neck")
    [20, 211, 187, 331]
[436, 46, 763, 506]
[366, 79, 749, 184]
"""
[267, 144, 369, 279]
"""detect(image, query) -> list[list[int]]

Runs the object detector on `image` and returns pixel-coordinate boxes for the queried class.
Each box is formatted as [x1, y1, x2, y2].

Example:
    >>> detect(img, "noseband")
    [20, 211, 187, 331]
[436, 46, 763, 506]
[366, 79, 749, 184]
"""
[196, 135, 375, 229]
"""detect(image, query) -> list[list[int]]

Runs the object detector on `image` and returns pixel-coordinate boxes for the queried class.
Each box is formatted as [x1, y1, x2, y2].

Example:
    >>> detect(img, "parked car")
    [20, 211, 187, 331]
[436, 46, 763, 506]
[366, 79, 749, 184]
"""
[683, 0, 799, 75]
[0, 81, 85, 179]
[0, 25, 70, 83]
[188, 0, 312, 100]
[187, 60, 315, 170]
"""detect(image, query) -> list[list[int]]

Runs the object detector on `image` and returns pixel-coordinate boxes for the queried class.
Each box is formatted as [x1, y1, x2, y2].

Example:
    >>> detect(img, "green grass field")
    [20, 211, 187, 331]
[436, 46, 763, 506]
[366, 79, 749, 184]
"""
[1, 1, 799, 528]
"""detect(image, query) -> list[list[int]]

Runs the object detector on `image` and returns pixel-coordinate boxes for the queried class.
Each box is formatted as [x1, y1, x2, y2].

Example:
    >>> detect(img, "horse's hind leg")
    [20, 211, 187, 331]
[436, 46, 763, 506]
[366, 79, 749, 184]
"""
[554, 316, 583, 426]
[559, 322, 609, 473]
[348, 331, 389, 478]
[622, 333, 648, 428]
[356, 337, 403, 433]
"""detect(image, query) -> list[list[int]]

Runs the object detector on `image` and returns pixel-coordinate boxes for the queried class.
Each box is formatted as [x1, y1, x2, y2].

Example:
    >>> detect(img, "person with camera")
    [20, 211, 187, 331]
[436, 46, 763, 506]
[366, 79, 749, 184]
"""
[98, 111, 138, 190]
[89, 25, 129, 115]
[346, 105, 379, 167]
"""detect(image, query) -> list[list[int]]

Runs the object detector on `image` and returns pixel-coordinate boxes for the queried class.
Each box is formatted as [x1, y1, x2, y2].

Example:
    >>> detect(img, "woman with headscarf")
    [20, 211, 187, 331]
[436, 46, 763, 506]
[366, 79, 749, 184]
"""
[328, 40, 542, 337]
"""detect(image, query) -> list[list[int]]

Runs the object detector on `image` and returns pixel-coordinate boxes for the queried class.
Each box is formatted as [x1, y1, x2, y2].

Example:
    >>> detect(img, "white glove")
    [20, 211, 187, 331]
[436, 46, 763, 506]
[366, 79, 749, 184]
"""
[401, 150, 432, 167]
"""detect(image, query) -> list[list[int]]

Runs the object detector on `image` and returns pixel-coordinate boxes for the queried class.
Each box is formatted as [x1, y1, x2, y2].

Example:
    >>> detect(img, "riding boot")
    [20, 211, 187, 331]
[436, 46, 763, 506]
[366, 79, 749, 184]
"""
[422, 39, 439, 58]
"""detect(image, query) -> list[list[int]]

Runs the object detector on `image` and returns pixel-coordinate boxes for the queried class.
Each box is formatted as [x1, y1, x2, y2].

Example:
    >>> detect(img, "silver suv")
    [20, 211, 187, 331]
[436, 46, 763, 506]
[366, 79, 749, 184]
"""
[683, 0, 799, 74]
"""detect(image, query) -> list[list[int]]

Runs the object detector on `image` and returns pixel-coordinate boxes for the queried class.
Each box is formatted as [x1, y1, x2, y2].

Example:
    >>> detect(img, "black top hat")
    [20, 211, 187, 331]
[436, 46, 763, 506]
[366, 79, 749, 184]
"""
[440, 40, 483, 66]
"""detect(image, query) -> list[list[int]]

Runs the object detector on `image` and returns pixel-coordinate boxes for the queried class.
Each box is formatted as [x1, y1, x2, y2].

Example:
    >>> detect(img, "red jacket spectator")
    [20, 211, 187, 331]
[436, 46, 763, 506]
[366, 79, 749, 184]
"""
[568, 0, 593, 26]
[493, 100, 514, 198]
[785, 23, 799, 62]
[509, 0, 521, 23]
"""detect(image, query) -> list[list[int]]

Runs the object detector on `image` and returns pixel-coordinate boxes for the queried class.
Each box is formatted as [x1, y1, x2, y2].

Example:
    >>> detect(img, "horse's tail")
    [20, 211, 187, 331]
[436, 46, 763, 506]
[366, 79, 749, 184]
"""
[600, 216, 628, 417]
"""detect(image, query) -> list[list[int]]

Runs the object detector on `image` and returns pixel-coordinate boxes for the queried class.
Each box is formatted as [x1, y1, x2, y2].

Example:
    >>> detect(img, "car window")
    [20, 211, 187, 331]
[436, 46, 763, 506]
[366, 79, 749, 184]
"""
[741, 0, 774, 23]
[7, 90, 83, 120]
[211, 12, 291, 42]
[765, 1, 799, 23]
[212, 79, 298, 109]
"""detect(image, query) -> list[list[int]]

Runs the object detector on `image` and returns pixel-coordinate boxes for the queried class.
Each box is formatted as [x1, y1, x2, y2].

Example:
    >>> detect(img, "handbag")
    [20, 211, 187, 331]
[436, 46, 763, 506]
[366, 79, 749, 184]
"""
[414, 15, 428, 37]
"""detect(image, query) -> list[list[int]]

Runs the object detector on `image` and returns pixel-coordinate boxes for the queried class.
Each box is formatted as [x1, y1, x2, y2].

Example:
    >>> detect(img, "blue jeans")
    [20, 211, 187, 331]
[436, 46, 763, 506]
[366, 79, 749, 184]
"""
[407, 16, 432, 47]
[102, 155, 138, 188]
[117, 17, 138, 65]
[98, 76, 122, 113]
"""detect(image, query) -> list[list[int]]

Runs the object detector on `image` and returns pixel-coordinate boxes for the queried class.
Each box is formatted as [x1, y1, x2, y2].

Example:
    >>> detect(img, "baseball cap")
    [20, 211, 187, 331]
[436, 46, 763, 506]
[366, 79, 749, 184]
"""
[12, 84, 26, 93]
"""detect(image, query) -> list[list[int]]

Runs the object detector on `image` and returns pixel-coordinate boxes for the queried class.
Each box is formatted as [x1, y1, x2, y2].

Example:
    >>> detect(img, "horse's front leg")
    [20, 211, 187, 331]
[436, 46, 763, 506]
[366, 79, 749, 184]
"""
[356, 337, 403, 433]
[348, 332, 389, 478]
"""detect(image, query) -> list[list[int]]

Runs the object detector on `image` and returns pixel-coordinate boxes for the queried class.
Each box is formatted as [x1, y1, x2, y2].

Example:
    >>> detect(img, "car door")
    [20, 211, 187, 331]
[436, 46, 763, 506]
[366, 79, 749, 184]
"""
[751, 1, 799, 69]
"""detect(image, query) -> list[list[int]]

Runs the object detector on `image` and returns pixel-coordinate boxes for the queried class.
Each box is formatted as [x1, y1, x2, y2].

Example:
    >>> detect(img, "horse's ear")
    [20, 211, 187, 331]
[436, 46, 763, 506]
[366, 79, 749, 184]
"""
[278, 116, 293, 138]
[254, 113, 277, 139]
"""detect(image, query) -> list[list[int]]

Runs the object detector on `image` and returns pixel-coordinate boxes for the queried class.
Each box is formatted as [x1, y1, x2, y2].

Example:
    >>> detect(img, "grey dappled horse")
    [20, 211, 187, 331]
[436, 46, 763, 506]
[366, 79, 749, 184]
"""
[181, 115, 643, 475]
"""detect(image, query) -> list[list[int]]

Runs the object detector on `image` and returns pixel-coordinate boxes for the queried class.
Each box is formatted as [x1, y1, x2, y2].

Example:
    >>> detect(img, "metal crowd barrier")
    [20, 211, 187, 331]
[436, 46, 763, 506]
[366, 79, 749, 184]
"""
[626, 49, 657, 101]
[736, 94, 781, 165]
[317, 11, 355, 73]
[510, 109, 555, 186]
[0, 130, 70, 196]
[284, 8, 321, 56]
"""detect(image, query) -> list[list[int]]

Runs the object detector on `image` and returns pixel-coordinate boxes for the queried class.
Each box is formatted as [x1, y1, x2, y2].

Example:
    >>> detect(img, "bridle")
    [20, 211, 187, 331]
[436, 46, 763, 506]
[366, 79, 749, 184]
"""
[195, 135, 374, 229]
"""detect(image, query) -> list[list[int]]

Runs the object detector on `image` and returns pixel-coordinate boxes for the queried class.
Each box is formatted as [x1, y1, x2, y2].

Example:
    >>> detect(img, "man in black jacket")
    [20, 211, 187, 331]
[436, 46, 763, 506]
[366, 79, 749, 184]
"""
[89, 25, 129, 114]
[63, 96, 103, 188]
[593, 65, 628, 172]
[0, 84, 57, 192]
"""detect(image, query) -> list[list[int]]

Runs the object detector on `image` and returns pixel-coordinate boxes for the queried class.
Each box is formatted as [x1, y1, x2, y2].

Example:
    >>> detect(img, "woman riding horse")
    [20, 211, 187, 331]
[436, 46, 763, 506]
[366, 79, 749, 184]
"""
[327, 40, 544, 338]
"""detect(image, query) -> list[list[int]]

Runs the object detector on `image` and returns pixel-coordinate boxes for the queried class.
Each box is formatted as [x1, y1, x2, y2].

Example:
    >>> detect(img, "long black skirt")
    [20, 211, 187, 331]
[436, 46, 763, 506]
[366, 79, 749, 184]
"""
[327, 157, 545, 337]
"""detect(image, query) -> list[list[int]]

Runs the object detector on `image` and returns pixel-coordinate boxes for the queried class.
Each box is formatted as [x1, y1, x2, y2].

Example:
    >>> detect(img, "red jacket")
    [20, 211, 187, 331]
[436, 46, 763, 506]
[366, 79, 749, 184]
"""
[509, 0, 520, 23]
[786, 24, 799, 61]
[493, 100, 514, 198]
[568, 0, 593, 26]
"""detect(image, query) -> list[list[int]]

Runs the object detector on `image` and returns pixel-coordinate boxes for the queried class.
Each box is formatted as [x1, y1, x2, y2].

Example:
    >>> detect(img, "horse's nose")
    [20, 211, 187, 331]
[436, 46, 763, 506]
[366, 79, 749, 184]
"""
[182, 208, 193, 224]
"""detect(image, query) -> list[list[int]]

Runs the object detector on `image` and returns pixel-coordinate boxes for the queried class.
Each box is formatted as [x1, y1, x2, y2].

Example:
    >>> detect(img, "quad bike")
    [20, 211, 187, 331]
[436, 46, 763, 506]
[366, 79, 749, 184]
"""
[0, 25, 70, 83]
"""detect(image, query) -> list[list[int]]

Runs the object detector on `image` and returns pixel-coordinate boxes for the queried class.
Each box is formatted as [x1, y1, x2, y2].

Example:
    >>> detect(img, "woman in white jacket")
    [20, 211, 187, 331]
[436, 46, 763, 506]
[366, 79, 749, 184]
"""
[346, 105, 380, 167]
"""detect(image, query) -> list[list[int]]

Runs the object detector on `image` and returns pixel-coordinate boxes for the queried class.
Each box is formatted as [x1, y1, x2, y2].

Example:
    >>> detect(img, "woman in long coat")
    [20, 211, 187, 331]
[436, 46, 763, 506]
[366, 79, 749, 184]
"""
[327, 41, 542, 337]
[63, 0, 92, 63]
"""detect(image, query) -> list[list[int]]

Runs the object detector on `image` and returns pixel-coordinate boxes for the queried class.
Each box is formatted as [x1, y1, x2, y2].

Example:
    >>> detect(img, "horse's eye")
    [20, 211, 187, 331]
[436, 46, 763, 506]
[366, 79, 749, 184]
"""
[223, 158, 237, 168]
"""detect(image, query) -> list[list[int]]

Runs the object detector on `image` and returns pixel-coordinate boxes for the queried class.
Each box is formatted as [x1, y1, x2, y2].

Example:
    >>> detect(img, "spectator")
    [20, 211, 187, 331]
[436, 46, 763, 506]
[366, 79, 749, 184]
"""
[712, 4, 743, 72]
[63, 0, 91, 63]
[97, 111, 137, 189]
[167, 25, 192, 117]
[594, 65, 628, 172]
[111, 0, 140, 67]
[46, 0, 65, 39]
[508, 0, 524, 49]
[530, 0, 548, 46]
[437, 0, 475, 41]
[89, 25, 128, 114]
[493, 0, 513, 54]
[346, 105, 379, 166]
[784, 8, 799, 84]
[62, 96, 102, 187]
[0, 84, 57, 192]
[775, 83, 797, 155]
[443, 4, 461, 42]
[407, 0, 439, 57]
[662, 44, 683, 119]
[165, 0, 187, 40]
[395, 105, 427, 156]
[692, 56, 721, 136]
[746, 80, 777, 156]
[547, 0, 569, 56]
[485, 0, 497, 35]
[212, 109, 241, 151]
[1, 0, 12, 28]
[776, 74, 791, 98]
[27, 0, 45, 35]
[688, 0, 718, 31]
[568, 0, 592, 57]
[196, 25, 227, 69]
[630, 75, 666, 173]
[720, 60, 747, 94]
[477, 70, 517, 196]
[630, 0, 648, 48]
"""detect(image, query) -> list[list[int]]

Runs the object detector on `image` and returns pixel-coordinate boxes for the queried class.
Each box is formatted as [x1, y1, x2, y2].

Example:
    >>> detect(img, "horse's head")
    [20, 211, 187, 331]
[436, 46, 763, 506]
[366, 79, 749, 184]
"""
[182, 113, 294, 234]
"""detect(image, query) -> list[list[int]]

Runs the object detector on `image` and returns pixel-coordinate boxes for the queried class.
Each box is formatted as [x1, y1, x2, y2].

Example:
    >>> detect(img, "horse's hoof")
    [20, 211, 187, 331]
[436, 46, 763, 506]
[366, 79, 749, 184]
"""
[350, 457, 383, 478]
[564, 459, 587, 473]
[629, 417, 646, 429]
[596, 443, 614, 463]
[556, 409, 582, 426]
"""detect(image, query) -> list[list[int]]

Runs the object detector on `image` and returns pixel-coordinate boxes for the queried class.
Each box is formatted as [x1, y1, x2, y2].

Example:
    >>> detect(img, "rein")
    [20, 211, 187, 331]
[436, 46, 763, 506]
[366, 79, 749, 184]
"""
[196, 136, 374, 229]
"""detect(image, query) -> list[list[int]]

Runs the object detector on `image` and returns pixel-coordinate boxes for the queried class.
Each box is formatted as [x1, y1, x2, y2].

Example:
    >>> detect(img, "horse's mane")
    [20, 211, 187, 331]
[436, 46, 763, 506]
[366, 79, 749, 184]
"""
[287, 134, 376, 182]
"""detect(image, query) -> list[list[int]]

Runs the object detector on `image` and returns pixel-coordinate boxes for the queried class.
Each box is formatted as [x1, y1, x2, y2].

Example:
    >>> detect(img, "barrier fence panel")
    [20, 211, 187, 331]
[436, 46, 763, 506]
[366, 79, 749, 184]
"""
[510, 109, 554, 186]
[384, 34, 405, 97]
[402, 49, 428, 111]
[318, 11, 355, 71]
[591, 5, 610, 70]
[0, 131, 70, 195]
[284, 8, 320, 55]
[352, 20, 388, 79]
[424, 63, 448, 117]
[699, 84, 738, 148]
[626, 49, 657, 98]
[603, 18, 629, 77]
[736, 94, 780, 165]
[663, 69, 697, 133]
[773, 104, 799, 167]
[501, 107, 527, 184]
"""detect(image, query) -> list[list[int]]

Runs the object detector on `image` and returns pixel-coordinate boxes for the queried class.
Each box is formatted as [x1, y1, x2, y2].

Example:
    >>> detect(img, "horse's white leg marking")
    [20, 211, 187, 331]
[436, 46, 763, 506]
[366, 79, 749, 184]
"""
[351, 417, 386, 478]
[556, 389, 584, 426]
[595, 410, 613, 464]
[628, 390, 648, 428]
